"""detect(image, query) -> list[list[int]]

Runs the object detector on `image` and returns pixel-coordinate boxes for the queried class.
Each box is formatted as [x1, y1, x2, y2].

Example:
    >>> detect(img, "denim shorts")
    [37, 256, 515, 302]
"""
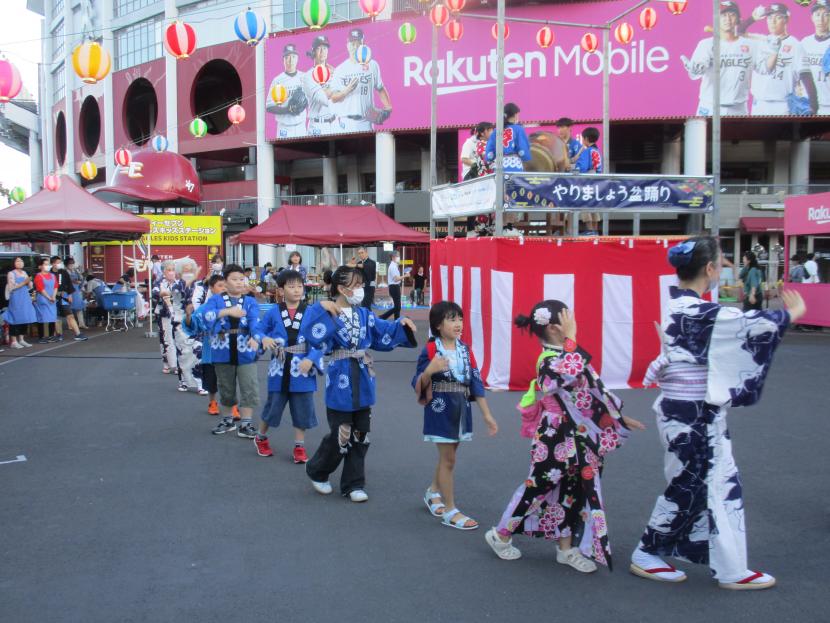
[260, 391, 317, 430]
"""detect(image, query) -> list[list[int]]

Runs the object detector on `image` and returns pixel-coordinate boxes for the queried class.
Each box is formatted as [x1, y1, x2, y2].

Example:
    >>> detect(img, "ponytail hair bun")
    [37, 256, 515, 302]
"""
[514, 300, 568, 339]
[669, 235, 721, 281]
[322, 270, 334, 286]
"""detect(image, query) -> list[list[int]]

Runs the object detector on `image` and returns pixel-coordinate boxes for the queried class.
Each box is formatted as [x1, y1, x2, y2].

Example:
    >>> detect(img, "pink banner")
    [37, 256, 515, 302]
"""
[785, 191, 830, 235]
[266, 1, 830, 140]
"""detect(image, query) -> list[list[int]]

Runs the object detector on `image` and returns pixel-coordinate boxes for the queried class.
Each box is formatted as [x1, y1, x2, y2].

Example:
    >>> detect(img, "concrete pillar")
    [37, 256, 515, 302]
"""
[790, 138, 810, 195]
[768, 233, 780, 284]
[772, 141, 790, 187]
[63, 0, 76, 177]
[165, 0, 179, 153]
[375, 131, 395, 217]
[733, 231, 741, 282]
[420, 149, 430, 190]
[345, 155, 360, 194]
[661, 132, 682, 175]
[684, 118, 707, 232]
[255, 3, 276, 268]
[245, 146, 256, 181]
[42, 1, 54, 177]
[322, 156, 338, 198]
[29, 130, 42, 195]
[103, 0, 114, 182]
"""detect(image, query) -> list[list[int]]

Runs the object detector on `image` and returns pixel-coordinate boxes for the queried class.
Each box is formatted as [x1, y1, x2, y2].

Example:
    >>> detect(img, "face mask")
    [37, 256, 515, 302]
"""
[345, 287, 364, 305]
[182, 272, 195, 282]
[55, 263, 64, 270]
[212, 263, 223, 270]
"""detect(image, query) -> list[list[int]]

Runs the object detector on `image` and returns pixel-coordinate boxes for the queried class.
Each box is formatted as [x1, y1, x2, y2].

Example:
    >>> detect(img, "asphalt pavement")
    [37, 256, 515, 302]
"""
[1, 317, 828, 623]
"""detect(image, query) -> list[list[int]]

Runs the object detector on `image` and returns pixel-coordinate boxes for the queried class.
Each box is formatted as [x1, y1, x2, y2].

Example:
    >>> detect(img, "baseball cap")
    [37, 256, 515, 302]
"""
[766, 3, 790, 16]
[283, 43, 299, 57]
[720, 1, 740, 15]
[348, 28, 364, 41]
[307, 35, 329, 57]
[812, 0, 830, 12]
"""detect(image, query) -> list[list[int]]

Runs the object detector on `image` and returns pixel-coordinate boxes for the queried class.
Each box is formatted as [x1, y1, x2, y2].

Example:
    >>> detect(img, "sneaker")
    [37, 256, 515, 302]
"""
[37, 338, 49, 344]
[19, 339, 32, 348]
[237, 422, 257, 439]
[349, 489, 369, 503]
[177, 383, 189, 392]
[211, 419, 237, 435]
[293, 446, 308, 464]
[11, 342, 24, 350]
[207, 400, 220, 416]
[311, 480, 333, 495]
[56, 335, 64, 342]
[47, 336, 60, 343]
[73, 334, 88, 341]
[254, 436, 274, 457]
[232, 405, 241, 420]
[556, 547, 597, 573]
[197, 388, 209, 396]
[485, 528, 522, 560]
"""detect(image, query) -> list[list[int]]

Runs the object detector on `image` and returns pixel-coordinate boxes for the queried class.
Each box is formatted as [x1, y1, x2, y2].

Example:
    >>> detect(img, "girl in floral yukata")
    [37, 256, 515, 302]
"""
[485, 299, 645, 573]
[630, 236, 806, 590]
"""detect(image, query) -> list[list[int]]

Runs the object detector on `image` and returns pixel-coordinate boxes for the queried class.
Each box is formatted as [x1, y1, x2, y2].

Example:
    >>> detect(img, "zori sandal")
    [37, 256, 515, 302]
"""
[630, 562, 687, 583]
[441, 508, 479, 531]
[424, 488, 445, 517]
[719, 571, 776, 591]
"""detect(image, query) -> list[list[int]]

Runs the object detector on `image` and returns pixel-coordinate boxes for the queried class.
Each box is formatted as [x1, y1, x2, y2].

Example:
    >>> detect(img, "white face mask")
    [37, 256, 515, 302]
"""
[345, 287, 364, 305]
[55, 263, 64, 270]
[212, 263, 223, 270]
[182, 272, 195, 282]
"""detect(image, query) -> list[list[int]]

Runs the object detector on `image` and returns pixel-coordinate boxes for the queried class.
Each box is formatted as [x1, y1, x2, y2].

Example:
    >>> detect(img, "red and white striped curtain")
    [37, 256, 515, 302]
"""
[430, 237, 683, 391]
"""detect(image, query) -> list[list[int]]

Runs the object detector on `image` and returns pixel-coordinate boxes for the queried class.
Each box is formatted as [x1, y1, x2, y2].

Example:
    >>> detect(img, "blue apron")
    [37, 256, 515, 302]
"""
[34, 273, 57, 323]
[6, 271, 37, 325]
[69, 269, 85, 311]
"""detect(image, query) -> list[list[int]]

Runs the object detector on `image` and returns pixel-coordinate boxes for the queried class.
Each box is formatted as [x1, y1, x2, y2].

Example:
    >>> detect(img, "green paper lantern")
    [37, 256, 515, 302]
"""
[189, 117, 207, 138]
[399, 22, 416, 45]
[10, 186, 26, 203]
[302, 0, 331, 30]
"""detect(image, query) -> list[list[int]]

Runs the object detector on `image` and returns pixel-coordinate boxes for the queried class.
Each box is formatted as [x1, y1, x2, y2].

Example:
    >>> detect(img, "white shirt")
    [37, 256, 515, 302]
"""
[266, 71, 307, 128]
[303, 66, 336, 122]
[332, 58, 384, 119]
[460, 135, 477, 179]
[801, 33, 830, 107]
[751, 35, 806, 102]
[387, 260, 401, 285]
[804, 259, 820, 283]
[688, 36, 756, 108]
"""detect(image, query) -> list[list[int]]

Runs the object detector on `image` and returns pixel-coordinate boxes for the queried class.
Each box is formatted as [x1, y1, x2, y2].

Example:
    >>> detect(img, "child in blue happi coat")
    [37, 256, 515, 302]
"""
[305, 266, 418, 503]
[413, 301, 498, 531]
[256, 269, 329, 463]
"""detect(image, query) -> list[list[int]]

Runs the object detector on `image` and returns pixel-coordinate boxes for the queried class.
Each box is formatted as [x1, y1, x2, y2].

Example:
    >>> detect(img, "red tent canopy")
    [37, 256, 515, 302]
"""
[0, 175, 150, 243]
[236, 204, 429, 245]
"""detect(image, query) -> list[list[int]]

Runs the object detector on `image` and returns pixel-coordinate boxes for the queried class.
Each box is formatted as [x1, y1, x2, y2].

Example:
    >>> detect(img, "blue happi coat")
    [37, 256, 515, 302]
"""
[311, 303, 416, 412]
[191, 292, 264, 365]
[261, 302, 328, 393]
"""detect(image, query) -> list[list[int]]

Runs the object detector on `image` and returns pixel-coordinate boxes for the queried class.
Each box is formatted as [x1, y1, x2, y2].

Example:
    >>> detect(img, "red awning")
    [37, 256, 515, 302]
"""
[0, 175, 150, 243]
[739, 217, 784, 233]
[236, 205, 430, 245]
[92, 150, 202, 206]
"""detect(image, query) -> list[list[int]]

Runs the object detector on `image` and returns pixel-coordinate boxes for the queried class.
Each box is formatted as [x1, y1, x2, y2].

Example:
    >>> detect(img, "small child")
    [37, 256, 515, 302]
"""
[573, 127, 602, 174]
[184, 274, 228, 415]
[485, 300, 644, 573]
[413, 301, 498, 530]
[257, 270, 328, 463]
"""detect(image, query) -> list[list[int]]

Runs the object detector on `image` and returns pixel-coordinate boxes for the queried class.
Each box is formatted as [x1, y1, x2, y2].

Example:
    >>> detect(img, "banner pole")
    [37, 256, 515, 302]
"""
[429, 18, 438, 240]
[711, 0, 721, 239]
[494, 0, 506, 236]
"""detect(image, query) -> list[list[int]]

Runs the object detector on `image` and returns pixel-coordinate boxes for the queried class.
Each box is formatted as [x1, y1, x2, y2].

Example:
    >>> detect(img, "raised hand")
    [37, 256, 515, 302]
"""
[554, 309, 577, 341]
[781, 290, 806, 323]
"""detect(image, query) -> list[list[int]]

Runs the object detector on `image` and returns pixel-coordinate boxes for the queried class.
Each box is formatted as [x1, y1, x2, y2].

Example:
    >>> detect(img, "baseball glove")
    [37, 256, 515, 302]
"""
[286, 88, 308, 116]
[364, 106, 391, 125]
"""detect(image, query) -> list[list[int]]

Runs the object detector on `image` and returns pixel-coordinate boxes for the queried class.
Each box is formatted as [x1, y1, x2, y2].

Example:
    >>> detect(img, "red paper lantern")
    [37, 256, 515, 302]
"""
[667, 1, 688, 15]
[164, 20, 197, 60]
[311, 63, 332, 85]
[444, 19, 463, 42]
[358, 0, 386, 18]
[614, 22, 634, 45]
[639, 7, 657, 30]
[228, 103, 246, 125]
[491, 22, 509, 41]
[536, 26, 554, 49]
[429, 4, 449, 27]
[581, 32, 598, 53]
[445, 0, 466, 13]
[114, 148, 132, 167]
[44, 174, 61, 192]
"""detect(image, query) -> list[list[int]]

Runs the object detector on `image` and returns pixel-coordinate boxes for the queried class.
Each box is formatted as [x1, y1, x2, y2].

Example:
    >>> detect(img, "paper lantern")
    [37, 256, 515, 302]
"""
[189, 117, 208, 138]
[269, 83, 288, 105]
[581, 32, 598, 53]
[302, 0, 331, 29]
[536, 26, 554, 49]
[491, 22, 509, 41]
[0, 58, 22, 103]
[430, 4, 449, 27]
[614, 22, 634, 45]
[445, 20, 463, 42]
[353, 44, 372, 65]
[667, 1, 688, 15]
[234, 9, 266, 46]
[114, 148, 132, 167]
[399, 22, 417, 44]
[228, 103, 246, 125]
[358, 0, 386, 18]
[164, 21, 197, 60]
[151, 134, 168, 153]
[71, 41, 111, 85]
[311, 64, 332, 85]
[80, 160, 98, 181]
[639, 7, 658, 30]
[446, 0, 466, 13]
[9, 186, 25, 203]
[44, 175, 61, 192]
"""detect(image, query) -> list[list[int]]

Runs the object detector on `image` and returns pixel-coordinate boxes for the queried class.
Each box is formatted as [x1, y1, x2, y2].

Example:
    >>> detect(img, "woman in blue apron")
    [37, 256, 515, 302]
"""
[66, 257, 87, 329]
[33, 257, 58, 343]
[5, 256, 37, 348]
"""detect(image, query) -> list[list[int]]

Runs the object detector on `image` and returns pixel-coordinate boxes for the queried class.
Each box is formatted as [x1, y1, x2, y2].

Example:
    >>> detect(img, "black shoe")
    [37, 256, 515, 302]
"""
[212, 419, 237, 435]
[38, 338, 49, 344]
[47, 336, 59, 343]
[73, 334, 88, 341]
[237, 423, 257, 439]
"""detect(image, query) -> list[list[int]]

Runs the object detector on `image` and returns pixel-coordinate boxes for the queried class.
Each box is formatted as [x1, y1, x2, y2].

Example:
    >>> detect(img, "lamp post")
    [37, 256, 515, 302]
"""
[711, 0, 721, 238]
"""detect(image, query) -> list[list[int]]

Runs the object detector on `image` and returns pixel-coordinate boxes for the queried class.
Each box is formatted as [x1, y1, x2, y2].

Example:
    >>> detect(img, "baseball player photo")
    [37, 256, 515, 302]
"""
[683, 1, 757, 116]
[749, 4, 817, 115]
[801, 0, 830, 115]
[266, 43, 308, 139]
[332, 29, 392, 133]
[302, 35, 343, 136]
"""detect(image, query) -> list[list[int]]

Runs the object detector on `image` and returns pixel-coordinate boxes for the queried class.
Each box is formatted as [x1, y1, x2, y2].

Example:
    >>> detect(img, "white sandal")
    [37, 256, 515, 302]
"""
[424, 488, 445, 517]
[485, 528, 522, 560]
[441, 508, 479, 531]
[556, 547, 597, 573]
[719, 571, 776, 590]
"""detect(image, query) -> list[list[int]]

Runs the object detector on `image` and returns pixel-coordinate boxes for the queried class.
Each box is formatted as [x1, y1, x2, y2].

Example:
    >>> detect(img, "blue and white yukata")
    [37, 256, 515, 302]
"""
[413, 338, 485, 443]
[637, 286, 790, 582]
[485, 123, 532, 172]
[305, 304, 417, 495]
[152, 277, 186, 374]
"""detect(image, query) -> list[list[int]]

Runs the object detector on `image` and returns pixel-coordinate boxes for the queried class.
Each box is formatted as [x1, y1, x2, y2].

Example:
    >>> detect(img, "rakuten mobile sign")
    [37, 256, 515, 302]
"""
[785, 193, 830, 235]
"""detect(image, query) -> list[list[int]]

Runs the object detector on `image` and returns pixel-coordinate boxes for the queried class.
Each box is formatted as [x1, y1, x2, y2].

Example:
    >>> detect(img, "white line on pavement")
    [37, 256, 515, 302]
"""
[0, 331, 116, 368]
[0, 455, 27, 465]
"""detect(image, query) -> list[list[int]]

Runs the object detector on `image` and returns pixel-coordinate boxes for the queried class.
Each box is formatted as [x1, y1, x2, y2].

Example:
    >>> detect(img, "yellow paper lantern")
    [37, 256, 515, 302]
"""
[72, 41, 111, 85]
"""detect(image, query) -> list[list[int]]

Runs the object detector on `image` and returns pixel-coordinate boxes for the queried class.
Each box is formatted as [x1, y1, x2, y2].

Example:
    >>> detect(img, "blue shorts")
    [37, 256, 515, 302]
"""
[260, 391, 317, 430]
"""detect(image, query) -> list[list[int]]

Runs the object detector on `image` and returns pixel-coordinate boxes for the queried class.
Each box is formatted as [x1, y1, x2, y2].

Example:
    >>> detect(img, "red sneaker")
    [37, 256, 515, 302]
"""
[254, 436, 273, 457]
[293, 445, 308, 464]
[232, 405, 241, 420]
[207, 400, 219, 415]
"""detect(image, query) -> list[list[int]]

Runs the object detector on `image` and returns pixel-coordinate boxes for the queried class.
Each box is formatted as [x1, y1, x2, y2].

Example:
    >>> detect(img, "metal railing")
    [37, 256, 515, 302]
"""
[277, 192, 376, 207]
[720, 183, 830, 196]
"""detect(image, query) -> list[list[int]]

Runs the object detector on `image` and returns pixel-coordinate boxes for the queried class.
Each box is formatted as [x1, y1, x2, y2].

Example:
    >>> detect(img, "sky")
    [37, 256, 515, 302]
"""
[0, 1, 42, 202]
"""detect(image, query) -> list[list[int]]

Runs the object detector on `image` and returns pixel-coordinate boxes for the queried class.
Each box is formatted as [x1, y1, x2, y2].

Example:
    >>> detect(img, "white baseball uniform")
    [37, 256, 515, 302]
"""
[751, 35, 807, 115]
[302, 67, 343, 136]
[687, 36, 756, 116]
[266, 71, 307, 138]
[801, 33, 830, 114]
[332, 57, 385, 133]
